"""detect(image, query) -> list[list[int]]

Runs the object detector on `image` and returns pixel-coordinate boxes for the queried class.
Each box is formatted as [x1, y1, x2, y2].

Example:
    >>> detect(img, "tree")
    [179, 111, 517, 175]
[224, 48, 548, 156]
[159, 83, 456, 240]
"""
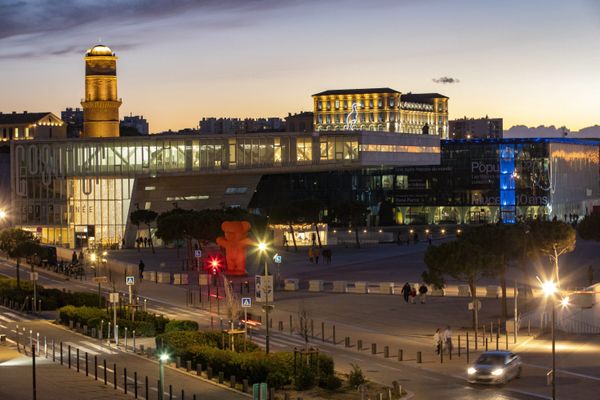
[331, 200, 369, 247]
[423, 238, 493, 329]
[270, 204, 301, 252]
[525, 221, 576, 286]
[464, 224, 525, 320]
[0, 228, 41, 289]
[378, 199, 395, 226]
[293, 199, 324, 248]
[577, 213, 600, 241]
[130, 209, 158, 254]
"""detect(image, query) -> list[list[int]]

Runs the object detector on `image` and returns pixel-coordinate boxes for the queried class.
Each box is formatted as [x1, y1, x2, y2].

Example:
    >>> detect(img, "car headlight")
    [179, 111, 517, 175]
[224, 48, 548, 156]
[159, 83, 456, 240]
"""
[492, 368, 504, 376]
[467, 367, 477, 375]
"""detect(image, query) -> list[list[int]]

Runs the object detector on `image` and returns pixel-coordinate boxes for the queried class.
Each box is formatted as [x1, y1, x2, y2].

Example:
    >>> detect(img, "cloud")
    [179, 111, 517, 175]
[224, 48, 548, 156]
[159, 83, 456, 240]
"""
[432, 76, 460, 84]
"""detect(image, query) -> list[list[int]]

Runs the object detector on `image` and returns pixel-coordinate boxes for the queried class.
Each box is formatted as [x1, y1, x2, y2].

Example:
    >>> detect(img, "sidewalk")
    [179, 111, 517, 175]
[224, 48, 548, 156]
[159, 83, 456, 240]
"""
[0, 344, 132, 400]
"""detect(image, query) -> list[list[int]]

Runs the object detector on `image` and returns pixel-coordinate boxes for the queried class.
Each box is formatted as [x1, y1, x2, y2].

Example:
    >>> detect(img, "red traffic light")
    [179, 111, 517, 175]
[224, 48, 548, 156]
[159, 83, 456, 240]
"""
[206, 255, 223, 275]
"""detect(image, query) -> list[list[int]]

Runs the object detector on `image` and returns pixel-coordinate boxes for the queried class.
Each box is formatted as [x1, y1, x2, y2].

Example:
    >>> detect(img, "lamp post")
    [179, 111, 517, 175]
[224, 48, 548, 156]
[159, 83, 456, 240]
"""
[159, 353, 169, 400]
[258, 242, 271, 354]
[541, 280, 558, 400]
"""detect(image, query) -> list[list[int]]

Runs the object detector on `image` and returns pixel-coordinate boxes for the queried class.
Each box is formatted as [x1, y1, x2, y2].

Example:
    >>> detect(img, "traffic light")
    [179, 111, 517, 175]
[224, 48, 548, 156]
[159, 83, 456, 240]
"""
[206, 255, 223, 275]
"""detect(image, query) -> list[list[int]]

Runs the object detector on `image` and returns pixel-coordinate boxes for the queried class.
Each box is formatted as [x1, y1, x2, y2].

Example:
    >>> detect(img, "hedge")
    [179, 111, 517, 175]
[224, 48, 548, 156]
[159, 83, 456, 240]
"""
[156, 331, 333, 390]
[57, 305, 202, 337]
[165, 319, 199, 332]
[0, 276, 105, 310]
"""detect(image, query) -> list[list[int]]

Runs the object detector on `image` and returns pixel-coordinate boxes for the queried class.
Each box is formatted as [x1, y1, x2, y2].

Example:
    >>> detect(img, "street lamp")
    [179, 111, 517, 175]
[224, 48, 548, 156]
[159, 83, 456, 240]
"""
[257, 241, 272, 354]
[0, 210, 6, 220]
[542, 280, 558, 400]
[158, 353, 169, 400]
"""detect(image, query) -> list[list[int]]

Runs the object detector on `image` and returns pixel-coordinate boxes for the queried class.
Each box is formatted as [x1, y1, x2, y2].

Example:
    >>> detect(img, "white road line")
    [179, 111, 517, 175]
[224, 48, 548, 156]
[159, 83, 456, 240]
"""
[0, 323, 6, 329]
[63, 341, 102, 355]
[0, 315, 17, 323]
[524, 362, 600, 382]
[80, 340, 119, 355]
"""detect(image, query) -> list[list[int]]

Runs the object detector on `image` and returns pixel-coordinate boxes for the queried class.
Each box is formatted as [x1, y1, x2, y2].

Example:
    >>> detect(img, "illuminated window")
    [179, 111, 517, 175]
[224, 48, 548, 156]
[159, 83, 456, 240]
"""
[335, 100, 340, 109]
[166, 195, 209, 201]
[144, 202, 152, 210]
[369, 99, 374, 109]
[317, 101, 322, 111]
[396, 175, 408, 189]
[378, 99, 383, 108]
[225, 187, 248, 195]
[14, 127, 19, 138]
[390, 98, 395, 107]
[296, 137, 312, 162]
[326, 101, 331, 111]
[144, 186, 156, 191]
[344, 100, 348, 110]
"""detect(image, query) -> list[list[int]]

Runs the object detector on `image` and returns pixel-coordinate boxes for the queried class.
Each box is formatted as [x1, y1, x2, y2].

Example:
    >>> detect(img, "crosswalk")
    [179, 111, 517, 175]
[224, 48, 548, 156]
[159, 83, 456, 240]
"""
[250, 330, 332, 353]
[0, 309, 32, 330]
[63, 340, 119, 355]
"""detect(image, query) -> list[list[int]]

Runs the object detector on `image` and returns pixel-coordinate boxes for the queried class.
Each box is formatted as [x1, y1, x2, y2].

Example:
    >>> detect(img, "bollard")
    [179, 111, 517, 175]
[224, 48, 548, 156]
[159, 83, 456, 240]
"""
[371, 343, 377, 355]
[496, 334, 499, 351]
[528, 318, 531, 336]
[332, 325, 336, 344]
[321, 322, 325, 342]
[270, 388, 275, 400]
[505, 331, 508, 350]
[440, 344, 443, 364]
[196, 363, 202, 376]
[398, 349, 403, 361]
[289, 315, 293, 334]
[458, 335, 461, 357]
[176, 356, 181, 369]
[230, 375, 236, 388]
[278, 321, 283, 331]
[310, 319, 314, 338]
[68, 345, 71, 368]
[124, 368, 128, 394]
[181, 390, 185, 400]
[485, 338, 488, 351]
[384, 346, 389, 358]
[466, 332, 470, 363]
[207, 366, 213, 380]
[53, 340, 55, 362]
[417, 351, 422, 363]
[94, 355, 98, 380]
[345, 337, 350, 348]
[104, 360, 107, 385]
[113, 363, 117, 390]
[145, 376, 149, 400]
[218, 371, 224, 384]
[133, 330, 136, 353]
[85, 352, 89, 376]
[77, 348, 80, 372]
[357, 339, 362, 351]
[169, 384, 173, 400]
[243, 379, 249, 393]
[134, 372, 138, 399]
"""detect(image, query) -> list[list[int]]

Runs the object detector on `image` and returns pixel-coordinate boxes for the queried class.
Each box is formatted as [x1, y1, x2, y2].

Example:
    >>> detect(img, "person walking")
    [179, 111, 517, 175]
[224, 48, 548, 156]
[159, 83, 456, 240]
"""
[410, 285, 417, 304]
[71, 251, 78, 265]
[314, 247, 320, 264]
[401, 282, 411, 303]
[418, 283, 428, 304]
[443, 326, 453, 356]
[433, 328, 441, 355]
[138, 259, 145, 280]
[308, 246, 314, 263]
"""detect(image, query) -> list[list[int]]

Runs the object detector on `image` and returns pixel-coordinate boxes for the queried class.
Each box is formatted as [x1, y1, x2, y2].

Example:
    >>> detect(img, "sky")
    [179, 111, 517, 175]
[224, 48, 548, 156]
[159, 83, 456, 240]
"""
[1, 0, 600, 133]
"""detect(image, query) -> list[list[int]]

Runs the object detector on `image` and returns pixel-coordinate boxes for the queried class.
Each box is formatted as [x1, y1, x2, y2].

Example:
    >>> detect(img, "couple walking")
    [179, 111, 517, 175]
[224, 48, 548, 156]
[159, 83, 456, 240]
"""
[401, 282, 428, 304]
[433, 326, 453, 356]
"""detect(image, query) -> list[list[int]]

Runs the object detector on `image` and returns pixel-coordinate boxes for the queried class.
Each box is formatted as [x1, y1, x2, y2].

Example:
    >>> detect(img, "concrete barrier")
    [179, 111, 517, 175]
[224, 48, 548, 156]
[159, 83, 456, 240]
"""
[333, 281, 347, 293]
[145, 271, 157, 282]
[308, 280, 324, 292]
[156, 272, 171, 284]
[349, 281, 368, 294]
[486, 285, 501, 298]
[379, 282, 394, 295]
[284, 279, 299, 291]
[430, 288, 445, 296]
[173, 273, 189, 285]
[458, 285, 472, 297]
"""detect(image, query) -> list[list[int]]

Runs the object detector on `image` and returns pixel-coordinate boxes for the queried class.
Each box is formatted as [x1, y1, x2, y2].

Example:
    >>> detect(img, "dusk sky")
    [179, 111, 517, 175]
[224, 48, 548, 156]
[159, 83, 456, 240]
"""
[1, 0, 599, 133]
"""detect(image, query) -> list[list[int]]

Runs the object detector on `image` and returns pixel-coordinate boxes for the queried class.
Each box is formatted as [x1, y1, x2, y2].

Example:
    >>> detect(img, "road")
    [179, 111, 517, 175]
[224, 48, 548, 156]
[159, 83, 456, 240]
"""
[0, 259, 555, 400]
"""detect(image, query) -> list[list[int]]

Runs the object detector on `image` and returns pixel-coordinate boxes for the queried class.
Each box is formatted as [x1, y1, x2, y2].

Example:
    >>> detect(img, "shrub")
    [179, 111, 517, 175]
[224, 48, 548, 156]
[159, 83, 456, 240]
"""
[165, 320, 199, 332]
[321, 374, 342, 391]
[347, 363, 366, 389]
[266, 371, 288, 389]
[294, 366, 316, 391]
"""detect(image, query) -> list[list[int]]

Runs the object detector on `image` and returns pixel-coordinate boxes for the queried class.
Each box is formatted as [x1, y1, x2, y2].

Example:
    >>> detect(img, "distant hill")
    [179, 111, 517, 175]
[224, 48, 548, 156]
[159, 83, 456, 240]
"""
[504, 125, 600, 139]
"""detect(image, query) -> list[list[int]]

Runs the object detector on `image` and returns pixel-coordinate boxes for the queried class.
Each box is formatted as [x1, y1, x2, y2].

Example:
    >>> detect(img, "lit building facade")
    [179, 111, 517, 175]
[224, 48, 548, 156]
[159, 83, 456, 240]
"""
[312, 88, 449, 137]
[1, 112, 66, 142]
[81, 45, 122, 138]
[10, 131, 440, 248]
[249, 138, 600, 226]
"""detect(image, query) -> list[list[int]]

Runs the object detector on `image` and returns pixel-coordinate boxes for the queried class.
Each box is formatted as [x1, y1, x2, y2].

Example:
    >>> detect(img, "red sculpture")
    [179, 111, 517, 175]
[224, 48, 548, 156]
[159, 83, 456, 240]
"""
[216, 221, 252, 276]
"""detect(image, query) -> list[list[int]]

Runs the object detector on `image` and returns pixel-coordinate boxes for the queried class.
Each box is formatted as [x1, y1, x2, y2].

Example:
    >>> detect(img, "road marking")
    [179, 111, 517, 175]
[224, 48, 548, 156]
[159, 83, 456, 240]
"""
[373, 362, 441, 381]
[524, 362, 600, 382]
[80, 340, 119, 354]
[0, 314, 17, 323]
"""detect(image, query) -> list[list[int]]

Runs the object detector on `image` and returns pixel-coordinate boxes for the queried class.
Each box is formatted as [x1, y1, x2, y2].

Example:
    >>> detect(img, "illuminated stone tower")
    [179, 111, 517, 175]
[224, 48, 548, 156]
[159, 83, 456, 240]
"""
[81, 44, 122, 138]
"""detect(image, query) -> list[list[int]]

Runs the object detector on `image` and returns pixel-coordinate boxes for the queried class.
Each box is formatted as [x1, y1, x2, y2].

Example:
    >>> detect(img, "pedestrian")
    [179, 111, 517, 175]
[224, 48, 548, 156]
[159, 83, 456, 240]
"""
[443, 326, 453, 356]
[138, 259, 145, 280]
[283, 235, 289, 251]
[413, 232, 419, 244]
[71, 251, 78, 265]
[308, 246, 314, 263]
[311, 233, 317, 247]
[433, 328, 441, 355]
[314, 247, 320, 264]
[418, 283, 428, 304]
[121, 238, 125, 249]
[401, 282, 411, 303]
[323, 248, 332, 264]
[143, 237, 148, 248]
[427, 234, 432, 245]
[136, 237, 141, 251]
[588, 265, 594, 286]
[79, 250, 84, 265]
[410, 285, 417, 304]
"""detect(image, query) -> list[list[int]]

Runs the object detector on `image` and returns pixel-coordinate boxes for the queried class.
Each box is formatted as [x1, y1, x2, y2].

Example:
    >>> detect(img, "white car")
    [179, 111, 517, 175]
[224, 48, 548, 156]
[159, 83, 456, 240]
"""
[467, 351, 522, 385]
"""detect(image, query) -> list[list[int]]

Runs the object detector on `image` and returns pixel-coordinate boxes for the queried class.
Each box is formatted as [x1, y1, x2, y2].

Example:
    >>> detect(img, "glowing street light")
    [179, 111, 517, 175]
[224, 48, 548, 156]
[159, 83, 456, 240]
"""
[542, 280, 557, 297]
[560, 296, 570, 307]
[541, 279, 559, 400]
[0, 210, 6, 219]
[158, 353, 169, 400]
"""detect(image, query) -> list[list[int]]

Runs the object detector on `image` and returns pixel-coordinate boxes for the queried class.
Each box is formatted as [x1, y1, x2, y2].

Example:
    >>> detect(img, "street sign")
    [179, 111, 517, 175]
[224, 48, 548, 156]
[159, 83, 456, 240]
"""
[194, 249, 202, 258]
[126, 276, 135, 286]
[273, 254, 282, 264]
[255, 275, 274, 303]
[109, 292, 119, 303]
[468, 299, 482, 311]
[30, 272, 38, 281]
[93, 276, 109, 284]
[241, 297, 252, 308]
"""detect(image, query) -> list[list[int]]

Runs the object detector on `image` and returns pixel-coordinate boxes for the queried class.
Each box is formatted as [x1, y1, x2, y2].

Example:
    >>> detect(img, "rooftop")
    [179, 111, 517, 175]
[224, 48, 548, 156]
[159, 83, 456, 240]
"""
[0, 112, 54, 125]
[313, 88, 400, 96]
[401, 93, 448, 104]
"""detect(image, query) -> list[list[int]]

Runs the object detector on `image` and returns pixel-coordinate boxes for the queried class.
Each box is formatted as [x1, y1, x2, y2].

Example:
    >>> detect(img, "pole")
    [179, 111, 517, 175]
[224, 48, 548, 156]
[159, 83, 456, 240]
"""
[159, 357, 165, 400]
[264, 257, 271, 354]
[113, 299, 118, 345]
[514, 279, 518, 344]
[552, 297, 556, 400]
[98, 283, 102, 308]
[32, 344, 37, 400]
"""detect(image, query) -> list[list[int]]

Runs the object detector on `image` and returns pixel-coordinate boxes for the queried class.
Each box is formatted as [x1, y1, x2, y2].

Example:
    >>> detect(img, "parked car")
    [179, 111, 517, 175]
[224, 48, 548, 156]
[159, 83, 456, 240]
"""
[467, 351, 522, 385]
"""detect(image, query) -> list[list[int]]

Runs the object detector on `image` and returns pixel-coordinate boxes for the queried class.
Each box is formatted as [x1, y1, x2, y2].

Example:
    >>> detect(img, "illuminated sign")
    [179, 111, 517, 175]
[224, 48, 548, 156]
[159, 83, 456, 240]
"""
[344, 102, 359, 130]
